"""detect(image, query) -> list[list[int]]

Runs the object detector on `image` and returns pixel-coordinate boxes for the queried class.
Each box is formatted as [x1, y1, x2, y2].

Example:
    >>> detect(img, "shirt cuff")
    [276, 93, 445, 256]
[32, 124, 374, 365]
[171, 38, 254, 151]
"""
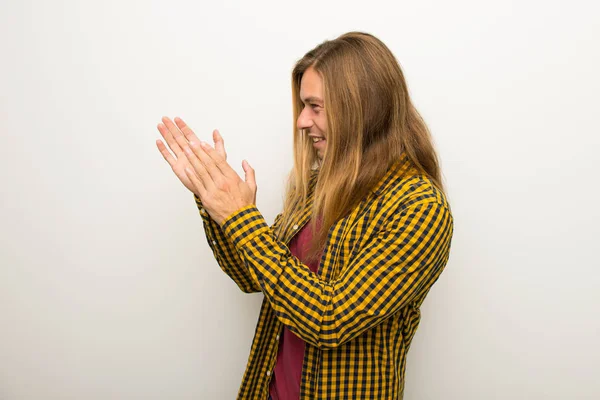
[221, 204, 270, 249]
[193, 194, 210, 217]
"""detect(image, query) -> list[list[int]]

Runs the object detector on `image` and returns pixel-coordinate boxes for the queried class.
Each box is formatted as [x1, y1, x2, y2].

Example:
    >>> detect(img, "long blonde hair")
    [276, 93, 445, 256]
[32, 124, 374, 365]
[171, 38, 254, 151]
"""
[281, 31, 445, 260]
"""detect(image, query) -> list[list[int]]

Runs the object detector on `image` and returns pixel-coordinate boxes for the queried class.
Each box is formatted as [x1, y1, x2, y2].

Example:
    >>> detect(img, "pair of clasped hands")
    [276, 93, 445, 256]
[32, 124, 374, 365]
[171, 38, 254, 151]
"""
[156, 116, 257, 226]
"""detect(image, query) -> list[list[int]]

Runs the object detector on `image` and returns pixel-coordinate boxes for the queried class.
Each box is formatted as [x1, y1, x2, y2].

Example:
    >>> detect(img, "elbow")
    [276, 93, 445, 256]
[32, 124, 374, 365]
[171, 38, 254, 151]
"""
[239, 285, 261, 294]
[313, 326, 343, 350]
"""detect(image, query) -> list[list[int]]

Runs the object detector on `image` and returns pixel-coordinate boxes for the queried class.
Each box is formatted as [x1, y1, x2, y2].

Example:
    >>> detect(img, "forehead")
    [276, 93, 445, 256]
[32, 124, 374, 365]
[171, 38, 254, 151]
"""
[299, 67, 323, 101]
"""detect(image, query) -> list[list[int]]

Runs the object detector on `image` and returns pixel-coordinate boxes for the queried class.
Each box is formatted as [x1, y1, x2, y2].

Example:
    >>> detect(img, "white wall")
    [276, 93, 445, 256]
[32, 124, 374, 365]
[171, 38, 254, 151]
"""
[1, 0, 598, 398]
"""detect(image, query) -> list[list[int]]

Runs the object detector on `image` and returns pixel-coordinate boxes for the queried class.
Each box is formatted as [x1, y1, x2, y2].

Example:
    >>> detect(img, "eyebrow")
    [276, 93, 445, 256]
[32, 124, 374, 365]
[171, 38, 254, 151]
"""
[302, 96, 324, 104]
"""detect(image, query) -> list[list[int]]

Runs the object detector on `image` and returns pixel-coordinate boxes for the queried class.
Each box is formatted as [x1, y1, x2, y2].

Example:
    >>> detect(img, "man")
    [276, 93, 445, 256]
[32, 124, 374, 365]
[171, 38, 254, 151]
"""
[156, 32, 454, 400]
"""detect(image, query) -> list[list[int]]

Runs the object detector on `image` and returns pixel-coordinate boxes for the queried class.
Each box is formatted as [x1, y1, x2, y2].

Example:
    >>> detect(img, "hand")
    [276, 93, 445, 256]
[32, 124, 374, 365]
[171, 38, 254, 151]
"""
[182, 139, 257, 226]
[156, 116, 257, 225]
[156, 116, 227, 197]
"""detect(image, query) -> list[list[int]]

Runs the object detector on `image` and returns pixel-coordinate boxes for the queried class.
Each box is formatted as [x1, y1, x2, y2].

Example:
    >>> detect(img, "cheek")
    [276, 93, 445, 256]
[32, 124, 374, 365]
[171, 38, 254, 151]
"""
[316, 114, 327, 132]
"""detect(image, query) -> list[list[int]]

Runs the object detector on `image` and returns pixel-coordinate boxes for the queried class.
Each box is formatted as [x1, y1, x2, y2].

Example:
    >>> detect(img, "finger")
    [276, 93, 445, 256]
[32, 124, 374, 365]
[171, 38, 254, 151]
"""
[213, 129, 227, 159]
[183, 143, 217, 192]
[174, 117, 201, 146]
[184, 166, 207, 198]
[185, 141, 227, 184]
[157, 121, 185, 159]
[198, 140, 238, 180]
[156, 139, 177, 168]
[242, 160, 256, 191]
[162, 116, 191, 155]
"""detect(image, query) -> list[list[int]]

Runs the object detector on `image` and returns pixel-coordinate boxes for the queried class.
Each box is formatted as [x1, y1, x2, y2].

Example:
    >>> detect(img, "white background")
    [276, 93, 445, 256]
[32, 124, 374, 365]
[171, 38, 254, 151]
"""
[1, 0, 599, 399]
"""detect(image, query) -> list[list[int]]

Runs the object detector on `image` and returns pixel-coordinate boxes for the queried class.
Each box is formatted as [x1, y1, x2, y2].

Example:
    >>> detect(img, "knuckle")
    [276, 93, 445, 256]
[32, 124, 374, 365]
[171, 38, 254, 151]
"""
[218, 181, 230, 191]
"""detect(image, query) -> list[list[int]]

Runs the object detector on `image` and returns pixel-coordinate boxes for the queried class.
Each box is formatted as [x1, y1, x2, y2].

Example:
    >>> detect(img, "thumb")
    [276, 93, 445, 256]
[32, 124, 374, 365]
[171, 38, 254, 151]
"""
[213, 129, 227, 159]
[242, 160, 256, 191]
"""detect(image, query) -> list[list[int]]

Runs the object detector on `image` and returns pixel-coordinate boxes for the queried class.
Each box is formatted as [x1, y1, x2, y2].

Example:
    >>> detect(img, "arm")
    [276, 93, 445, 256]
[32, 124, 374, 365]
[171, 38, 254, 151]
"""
[155, 115, 260, 293]
[194, 193, 283, 294]
[220, 199, 454, 348]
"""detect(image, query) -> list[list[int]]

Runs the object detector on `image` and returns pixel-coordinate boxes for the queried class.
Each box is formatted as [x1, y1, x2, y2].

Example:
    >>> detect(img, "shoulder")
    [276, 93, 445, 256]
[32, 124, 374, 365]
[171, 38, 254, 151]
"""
[378, 166, 451, 218]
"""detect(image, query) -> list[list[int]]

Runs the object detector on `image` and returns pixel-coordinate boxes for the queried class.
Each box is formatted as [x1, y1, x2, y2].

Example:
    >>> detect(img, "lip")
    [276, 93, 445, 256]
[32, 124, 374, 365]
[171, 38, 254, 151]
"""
[312, 138, 326, 148]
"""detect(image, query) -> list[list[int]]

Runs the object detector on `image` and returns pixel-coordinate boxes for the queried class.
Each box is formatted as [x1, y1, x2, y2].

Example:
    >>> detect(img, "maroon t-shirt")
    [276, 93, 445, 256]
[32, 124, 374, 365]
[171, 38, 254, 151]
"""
[269, 218, 323, 400]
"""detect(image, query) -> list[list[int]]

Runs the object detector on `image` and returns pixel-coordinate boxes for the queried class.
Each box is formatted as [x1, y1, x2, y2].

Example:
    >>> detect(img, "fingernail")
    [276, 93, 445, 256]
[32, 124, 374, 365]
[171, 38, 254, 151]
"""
[200, 141, 209, 148]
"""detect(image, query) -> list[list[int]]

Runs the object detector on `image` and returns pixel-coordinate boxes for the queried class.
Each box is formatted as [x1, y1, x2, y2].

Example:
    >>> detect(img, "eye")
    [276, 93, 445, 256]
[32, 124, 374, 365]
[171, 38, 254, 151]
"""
[310, 104, 321, 110]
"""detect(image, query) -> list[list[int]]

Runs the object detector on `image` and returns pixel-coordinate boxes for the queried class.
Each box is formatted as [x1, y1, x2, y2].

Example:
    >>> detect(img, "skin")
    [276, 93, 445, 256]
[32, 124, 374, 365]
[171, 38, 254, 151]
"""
[297, 67, 328, 159]
[155, 67, 328, 225]
[156, 116, 256, 225]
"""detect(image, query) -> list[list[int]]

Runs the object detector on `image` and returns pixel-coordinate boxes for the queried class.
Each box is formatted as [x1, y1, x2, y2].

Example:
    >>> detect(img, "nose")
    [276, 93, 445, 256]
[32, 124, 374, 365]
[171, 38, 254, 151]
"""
[296, 107, 313, 130]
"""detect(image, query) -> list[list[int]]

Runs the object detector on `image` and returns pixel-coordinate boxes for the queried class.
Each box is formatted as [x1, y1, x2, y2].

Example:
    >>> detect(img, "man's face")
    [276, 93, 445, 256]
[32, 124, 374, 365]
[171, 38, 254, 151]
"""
[297, 67, 327, 160]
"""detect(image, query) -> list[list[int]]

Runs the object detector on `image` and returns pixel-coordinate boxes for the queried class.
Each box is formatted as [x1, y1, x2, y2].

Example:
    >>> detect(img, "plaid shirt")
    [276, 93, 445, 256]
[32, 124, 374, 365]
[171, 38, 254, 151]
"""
[195, 153, 454, 399]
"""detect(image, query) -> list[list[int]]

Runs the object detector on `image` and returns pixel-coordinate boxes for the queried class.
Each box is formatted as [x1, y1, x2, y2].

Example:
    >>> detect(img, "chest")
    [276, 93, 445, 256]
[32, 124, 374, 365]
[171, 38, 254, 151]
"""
[277, 195, 385, 283]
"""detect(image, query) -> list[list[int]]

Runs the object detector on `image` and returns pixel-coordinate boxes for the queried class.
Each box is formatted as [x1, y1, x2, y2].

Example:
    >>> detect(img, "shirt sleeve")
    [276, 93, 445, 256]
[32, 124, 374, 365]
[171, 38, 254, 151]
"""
[220, 199, 454, 348]
[194, 194, 283, 294]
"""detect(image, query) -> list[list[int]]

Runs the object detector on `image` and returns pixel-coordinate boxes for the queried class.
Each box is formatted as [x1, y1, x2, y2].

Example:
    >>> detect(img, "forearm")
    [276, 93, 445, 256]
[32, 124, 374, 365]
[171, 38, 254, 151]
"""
[221, 201, 454, 348]
[194, 194, 261, 293]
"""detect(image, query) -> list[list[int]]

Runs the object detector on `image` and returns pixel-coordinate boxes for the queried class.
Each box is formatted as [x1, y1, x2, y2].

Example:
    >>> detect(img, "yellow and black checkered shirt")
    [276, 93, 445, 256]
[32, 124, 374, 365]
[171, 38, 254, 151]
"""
[194, 153, 454, 399]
